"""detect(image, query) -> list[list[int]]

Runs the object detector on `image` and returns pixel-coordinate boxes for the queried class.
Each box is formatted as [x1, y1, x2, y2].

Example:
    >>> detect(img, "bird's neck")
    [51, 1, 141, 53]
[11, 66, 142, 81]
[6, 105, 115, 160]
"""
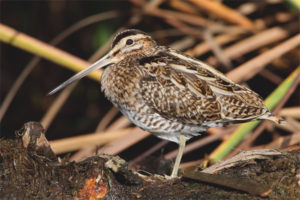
[100, 59, 142, 107]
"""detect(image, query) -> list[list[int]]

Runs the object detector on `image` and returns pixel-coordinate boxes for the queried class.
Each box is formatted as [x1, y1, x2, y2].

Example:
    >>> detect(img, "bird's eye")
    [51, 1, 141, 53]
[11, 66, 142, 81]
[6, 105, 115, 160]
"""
[126, 39, 133, 45]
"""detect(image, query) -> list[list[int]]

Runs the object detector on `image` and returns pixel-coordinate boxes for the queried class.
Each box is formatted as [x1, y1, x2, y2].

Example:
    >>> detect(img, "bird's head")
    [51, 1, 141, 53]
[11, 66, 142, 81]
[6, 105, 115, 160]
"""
[110, 29, 157, 59]
[48, 29, 156, 95]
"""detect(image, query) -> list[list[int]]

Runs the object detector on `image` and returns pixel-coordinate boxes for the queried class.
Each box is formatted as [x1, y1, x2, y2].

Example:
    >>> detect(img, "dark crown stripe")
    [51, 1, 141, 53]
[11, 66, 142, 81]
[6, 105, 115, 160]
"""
[111, 29, 148, 48]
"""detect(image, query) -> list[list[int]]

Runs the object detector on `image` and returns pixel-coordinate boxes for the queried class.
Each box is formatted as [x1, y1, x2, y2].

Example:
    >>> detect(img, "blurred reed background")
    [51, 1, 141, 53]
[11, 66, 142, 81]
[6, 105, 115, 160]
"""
[1, 0, 299, 171]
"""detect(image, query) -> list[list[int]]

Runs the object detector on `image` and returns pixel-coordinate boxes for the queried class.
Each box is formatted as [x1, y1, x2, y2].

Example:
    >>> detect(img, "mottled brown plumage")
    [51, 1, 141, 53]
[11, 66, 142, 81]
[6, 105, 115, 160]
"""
[49, 29, 282, 177]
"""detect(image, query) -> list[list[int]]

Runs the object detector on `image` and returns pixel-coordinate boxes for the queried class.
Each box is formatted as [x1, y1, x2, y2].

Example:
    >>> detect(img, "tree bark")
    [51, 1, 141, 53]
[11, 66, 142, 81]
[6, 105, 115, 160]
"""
[0, 122, 299, 199]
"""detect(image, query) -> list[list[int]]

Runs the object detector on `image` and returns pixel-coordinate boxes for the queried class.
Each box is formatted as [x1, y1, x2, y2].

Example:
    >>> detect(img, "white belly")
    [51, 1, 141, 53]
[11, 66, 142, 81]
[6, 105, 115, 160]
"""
[119, 105, 206, 144]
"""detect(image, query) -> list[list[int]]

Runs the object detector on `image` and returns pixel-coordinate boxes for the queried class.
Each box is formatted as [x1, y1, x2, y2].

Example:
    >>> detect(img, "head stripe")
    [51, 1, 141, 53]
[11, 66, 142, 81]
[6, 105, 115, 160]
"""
[111, 29, 148, 48]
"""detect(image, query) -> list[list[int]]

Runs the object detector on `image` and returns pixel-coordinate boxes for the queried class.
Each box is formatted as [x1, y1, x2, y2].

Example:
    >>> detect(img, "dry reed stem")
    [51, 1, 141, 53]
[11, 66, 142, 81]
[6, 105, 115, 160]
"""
[185, 29, 247, 57]
[207, 26, 290, 66]
[97, 127, 151, 155]
[169, 37, 196, 51]
[106, 116, 131, 131]
[202, 29, 232, 70]
[189, 0, 254, 30]
[259, 69, 283, 85]
[165, 18, 202, 39]
[168, 0, 199, 15]
[237, 2, 257, 15]
[280, 107, 300, 119]
[129, 140, 169, 167]
[50, 11, 120, 45]
[151, 29, 186, 38]
[0, 57, 40, 122]
[49, 128, 133, 154]
[95, 107, 120, 131]
[146, 8, 209, 27]
[227, 34, 300, 83]
[70, 116, 131, 161]
[165, 19, 232, 68]
[252, 132, 300, 150]
[41, 83, 77, 130]
[179, 159, 204, 169]
[144, 0, 164, 10]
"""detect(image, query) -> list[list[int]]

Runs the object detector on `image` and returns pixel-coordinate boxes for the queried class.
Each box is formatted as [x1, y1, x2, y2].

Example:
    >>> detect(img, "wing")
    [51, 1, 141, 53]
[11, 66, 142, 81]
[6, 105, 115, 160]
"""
[138, 48, 269, 125]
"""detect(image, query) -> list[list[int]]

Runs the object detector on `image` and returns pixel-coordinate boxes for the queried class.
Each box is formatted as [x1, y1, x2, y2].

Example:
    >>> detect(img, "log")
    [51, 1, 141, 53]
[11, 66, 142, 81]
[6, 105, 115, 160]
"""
[0, 122, 299, 199]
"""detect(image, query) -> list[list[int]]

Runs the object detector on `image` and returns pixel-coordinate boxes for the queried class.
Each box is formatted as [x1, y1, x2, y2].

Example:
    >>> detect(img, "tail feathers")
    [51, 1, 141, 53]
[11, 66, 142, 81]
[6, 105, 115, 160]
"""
[260, 112, 286, 125]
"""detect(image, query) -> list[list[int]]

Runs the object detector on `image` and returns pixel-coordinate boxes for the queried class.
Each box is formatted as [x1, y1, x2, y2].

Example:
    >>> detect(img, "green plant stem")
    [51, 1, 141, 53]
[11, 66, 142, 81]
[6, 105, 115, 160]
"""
[209, 66, 300, 163]
[0, 23, 100, 81]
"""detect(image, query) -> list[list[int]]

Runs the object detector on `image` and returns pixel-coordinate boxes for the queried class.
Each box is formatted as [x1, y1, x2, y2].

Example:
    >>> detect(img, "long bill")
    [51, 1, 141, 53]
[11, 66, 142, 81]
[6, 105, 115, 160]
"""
[47, 54, 115, 96]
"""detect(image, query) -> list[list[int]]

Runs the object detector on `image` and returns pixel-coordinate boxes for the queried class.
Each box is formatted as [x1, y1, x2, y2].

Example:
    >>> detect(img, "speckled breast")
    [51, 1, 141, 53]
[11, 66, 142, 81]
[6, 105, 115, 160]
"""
[100, 61, 205, 143]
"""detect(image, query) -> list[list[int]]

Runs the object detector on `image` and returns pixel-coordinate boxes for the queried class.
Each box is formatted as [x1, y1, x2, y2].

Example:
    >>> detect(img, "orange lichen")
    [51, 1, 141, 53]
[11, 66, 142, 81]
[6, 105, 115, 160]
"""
[76, 176, 108, 200]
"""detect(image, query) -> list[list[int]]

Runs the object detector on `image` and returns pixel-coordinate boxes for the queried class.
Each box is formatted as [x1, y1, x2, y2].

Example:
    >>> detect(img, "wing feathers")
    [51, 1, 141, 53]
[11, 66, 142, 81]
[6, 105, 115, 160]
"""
[139, 48, 268, 124]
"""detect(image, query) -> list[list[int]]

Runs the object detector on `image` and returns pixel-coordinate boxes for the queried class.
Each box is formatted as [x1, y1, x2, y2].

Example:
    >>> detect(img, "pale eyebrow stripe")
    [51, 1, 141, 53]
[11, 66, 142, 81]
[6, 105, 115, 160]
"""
[121, 44, 143, 53]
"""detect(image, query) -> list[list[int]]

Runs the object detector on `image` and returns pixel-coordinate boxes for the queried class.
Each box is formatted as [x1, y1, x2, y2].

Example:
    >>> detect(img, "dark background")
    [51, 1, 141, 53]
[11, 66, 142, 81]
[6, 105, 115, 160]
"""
[1, 1, 299, 162]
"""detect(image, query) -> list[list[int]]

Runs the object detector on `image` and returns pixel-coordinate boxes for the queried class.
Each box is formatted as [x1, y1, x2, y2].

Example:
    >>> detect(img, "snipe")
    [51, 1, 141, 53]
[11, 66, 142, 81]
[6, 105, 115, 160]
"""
[49, 29, 282, 178]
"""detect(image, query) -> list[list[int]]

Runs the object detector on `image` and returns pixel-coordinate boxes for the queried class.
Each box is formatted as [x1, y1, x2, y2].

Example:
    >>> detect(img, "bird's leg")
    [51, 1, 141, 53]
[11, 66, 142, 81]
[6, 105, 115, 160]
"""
[171, 134, 186, 178]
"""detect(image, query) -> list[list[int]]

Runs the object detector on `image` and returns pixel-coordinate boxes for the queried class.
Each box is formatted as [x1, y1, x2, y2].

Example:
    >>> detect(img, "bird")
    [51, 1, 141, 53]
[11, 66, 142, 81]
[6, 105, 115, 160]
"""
[48, 29, 283, 178]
